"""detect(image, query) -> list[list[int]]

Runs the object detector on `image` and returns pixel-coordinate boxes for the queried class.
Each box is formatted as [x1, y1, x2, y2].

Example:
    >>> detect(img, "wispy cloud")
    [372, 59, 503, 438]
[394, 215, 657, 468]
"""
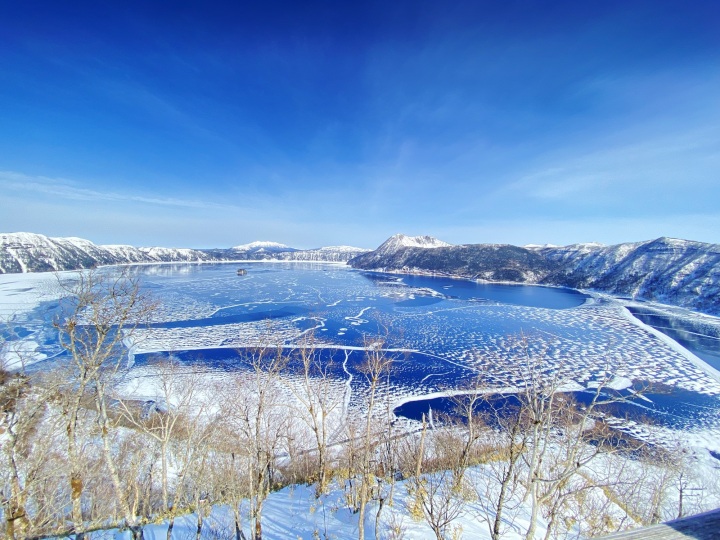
[504, 124, 720, 205]
[0, 171, 238, 211]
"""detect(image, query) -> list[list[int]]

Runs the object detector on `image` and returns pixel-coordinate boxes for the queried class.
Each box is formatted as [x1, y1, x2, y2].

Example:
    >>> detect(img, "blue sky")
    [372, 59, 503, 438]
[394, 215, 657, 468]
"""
[1, 1, 719, 249]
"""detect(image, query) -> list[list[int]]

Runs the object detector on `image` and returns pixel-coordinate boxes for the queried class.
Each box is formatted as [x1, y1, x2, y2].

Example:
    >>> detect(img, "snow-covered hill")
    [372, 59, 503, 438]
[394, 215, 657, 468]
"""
[0, 232, 211, 273]
[541, 237, 720, 314]
[231, 240, 296, 254]
[377, 233, 452, 252]
[271, 245, 369, 262]
[349, 234, 720, 315]
[0, 233, 370, 273]
[350, 234, 552, 283]
[203, 243, 369, 263]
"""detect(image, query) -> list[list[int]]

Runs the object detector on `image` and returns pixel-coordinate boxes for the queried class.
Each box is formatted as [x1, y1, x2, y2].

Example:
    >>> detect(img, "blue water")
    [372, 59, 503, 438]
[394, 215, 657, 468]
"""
[394, 383, 720, 432]
[627, 306, 720, 371]
[397, 273, 587, 309]
[118, 263, 591, 353]
[12, 263, 720, 435]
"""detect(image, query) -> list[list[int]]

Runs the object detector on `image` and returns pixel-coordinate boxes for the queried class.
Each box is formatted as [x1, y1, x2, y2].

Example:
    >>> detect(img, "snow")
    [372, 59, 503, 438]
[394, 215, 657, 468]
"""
[0, 231, 52, 245]
[233, 240, 290, 250]
[68, 470, 550, 540]
[62, 236, 96, 248]
[620, 305, 720, 383]
[315, 245, 369, 252]
[390, 234, 452, 249]
[524, 243, 558, 249]
[1, 339, 47, 369]
[0, 270, 65, 316]
[6, 263, 720, 539]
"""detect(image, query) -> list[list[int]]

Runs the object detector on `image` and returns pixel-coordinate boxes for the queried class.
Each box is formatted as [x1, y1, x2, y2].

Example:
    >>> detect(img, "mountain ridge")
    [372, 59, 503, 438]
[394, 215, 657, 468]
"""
[349, 234, 720, 315]
[0, 233, 369, 273]
[3, 231, 719, 315]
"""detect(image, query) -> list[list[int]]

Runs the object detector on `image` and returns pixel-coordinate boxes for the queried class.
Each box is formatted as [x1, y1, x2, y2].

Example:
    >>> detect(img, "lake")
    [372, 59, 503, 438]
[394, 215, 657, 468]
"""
[6, 262, 720, 447]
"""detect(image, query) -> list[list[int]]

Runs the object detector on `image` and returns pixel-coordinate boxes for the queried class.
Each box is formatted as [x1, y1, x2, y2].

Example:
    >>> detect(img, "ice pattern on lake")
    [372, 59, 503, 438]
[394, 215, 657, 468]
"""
[4, 262, 720, 448]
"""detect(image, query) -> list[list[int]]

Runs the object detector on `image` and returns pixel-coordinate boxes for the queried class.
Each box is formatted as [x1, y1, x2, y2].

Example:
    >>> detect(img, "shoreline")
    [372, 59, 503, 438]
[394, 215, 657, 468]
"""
[619, 304, 720, 384]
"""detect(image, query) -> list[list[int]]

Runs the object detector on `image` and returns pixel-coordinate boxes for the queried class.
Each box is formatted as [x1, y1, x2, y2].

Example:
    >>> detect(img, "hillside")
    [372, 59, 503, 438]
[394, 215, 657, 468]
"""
[349, 234, 720, 315]
[0, 232, 211, 273]
[0, 233, 369, 273]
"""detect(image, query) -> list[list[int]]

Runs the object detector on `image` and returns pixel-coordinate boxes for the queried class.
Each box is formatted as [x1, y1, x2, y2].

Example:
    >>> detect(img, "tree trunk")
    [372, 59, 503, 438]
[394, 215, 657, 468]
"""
[357, 489, 366, 540]
[70, 470, 85, 539]
[4, 449, 30, 539]
[254, 507, 262, 540]
[525, 481, 539, 540]
[97, 385, 139, 532]
[492, 470, 510, 540]
[66, 395, 87, 539]
[196, 511, 203, 540]
[374, 494, 385, 540]
[235, 511, 244, 540]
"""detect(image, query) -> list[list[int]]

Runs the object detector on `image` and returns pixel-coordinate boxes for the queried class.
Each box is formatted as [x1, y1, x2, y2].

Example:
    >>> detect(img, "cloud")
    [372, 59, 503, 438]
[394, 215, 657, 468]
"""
[503, 124, 720, 207]
[0, 171, 237, 211]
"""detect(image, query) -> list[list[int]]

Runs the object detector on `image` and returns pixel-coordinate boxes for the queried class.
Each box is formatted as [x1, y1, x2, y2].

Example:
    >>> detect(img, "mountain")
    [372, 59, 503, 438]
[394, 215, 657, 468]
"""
[349, 235, 720, 315]
[270, 245, 369, 262]
[350, 234, 553, 283]
[0, 233, 370, 273]
[203, 244, 368, 263]
[231, 241, 296, 254]
[376, 233, 452, 252]
[0, 232, 211, 273]
[540, 237, 720, 314]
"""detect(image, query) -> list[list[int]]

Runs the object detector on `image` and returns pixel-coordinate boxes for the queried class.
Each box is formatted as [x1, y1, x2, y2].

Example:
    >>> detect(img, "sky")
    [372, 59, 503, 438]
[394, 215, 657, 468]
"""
[1, 0, 719, 249]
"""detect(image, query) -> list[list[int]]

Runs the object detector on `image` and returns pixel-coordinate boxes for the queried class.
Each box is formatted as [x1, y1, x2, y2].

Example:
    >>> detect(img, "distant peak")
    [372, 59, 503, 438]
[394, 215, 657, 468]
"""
[524, 243, 558, 249]
[233, 240, 290, 251]
[379, 234, 452, 250]
[314, 245, 368, 252]
[651, 236, 686, 245]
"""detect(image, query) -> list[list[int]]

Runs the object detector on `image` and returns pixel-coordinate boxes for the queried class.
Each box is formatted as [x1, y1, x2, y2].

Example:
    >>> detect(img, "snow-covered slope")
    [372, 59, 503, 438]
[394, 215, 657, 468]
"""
[541, 237, 720, 313]
[271, 245, 370, 262]
[0, 233, 371, 272]
[377, 233, 452, 252]
[349, 234, 720, 315]
[0, 232, 211, 273]
[231, 240, 294, 254]
[203, 243, 369, 263]
[349, 234, 551, 283]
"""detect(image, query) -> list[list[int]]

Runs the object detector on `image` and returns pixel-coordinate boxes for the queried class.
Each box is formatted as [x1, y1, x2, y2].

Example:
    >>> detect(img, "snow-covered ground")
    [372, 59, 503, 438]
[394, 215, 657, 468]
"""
[4, 264, 720, 539]
[4, 264, 720, 452]
[57, 444, 720, 539]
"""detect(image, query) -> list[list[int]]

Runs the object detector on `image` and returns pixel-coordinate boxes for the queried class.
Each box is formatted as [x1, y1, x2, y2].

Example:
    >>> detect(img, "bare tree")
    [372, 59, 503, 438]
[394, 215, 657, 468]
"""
[222, 343, 289, 540]
[53, 269, 155, 539]
[355, 337, 393, 540]
[283, 337, 343, 495]
[508, 337, 641, 540]
[407, 420, 468, 540]
[0, 354, 49, 538]
[118, 358, 207, 516]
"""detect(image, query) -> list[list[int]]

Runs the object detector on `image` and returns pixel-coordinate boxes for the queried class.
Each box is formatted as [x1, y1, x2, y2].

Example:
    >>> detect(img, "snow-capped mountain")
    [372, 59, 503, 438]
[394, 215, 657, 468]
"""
[0, 233, 370, 273]
[0, 232, 212, 273]
[231, 241, 295, 254]
[541, 237, 720, 313]
[349, 234, 720, 315]
[271, 245, 369, 262]
[350, 234, 551, 283]
[4, 231, 718, 314]
[377, 233, 452, 253]
[204, 243, 369, 263]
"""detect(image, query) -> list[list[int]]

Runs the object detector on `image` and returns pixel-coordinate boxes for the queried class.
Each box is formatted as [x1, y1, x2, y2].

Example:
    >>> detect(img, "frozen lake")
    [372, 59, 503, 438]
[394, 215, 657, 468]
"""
[3, 262, 720, 450]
